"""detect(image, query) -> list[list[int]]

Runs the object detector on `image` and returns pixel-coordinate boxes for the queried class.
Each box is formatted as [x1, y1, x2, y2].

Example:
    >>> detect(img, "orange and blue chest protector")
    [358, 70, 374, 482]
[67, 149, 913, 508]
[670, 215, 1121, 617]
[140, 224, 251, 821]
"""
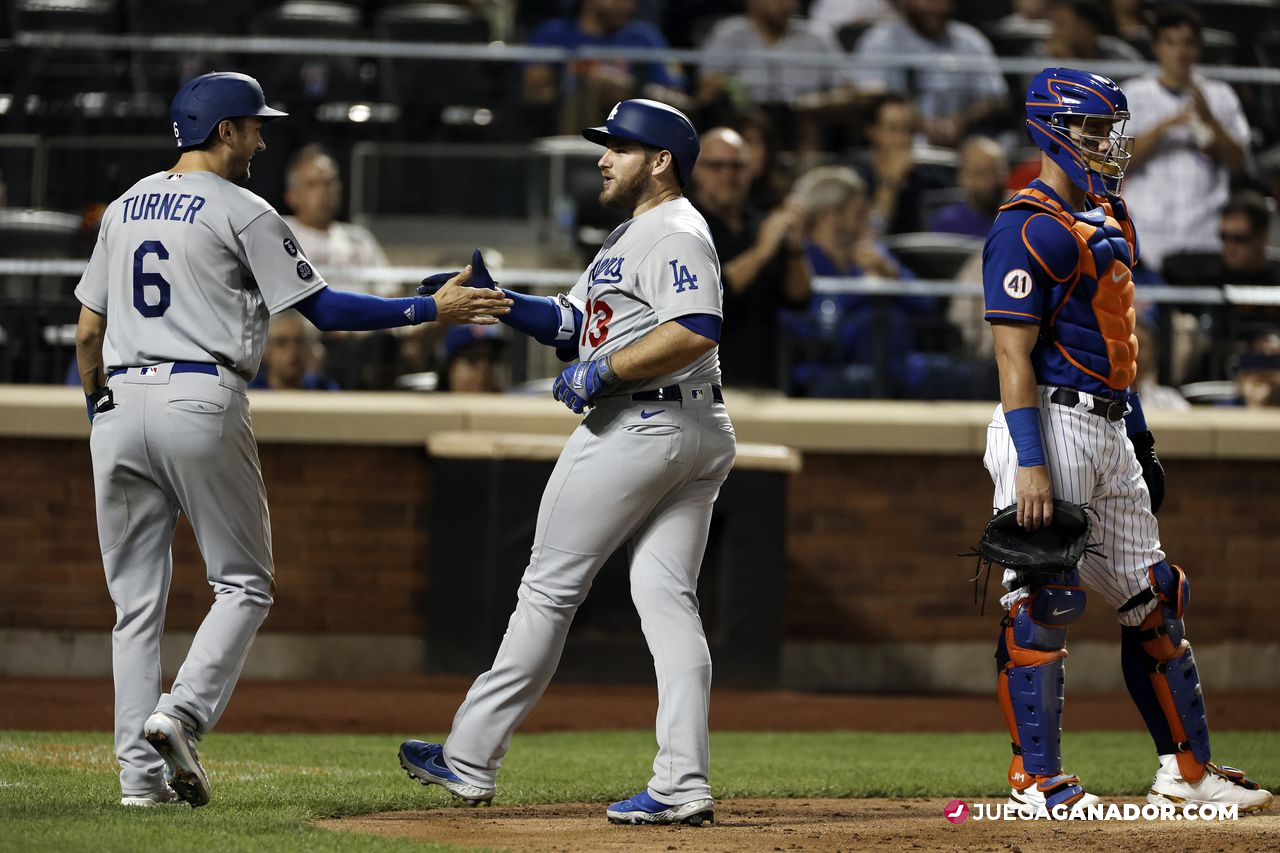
[982, 179, 1139, 399]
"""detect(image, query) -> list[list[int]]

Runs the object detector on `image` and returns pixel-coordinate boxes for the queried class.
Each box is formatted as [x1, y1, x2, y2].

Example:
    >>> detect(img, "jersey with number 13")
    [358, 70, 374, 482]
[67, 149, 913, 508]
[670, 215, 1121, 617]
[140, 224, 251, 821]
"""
[75, 170, 327, 381]
[566, 197, 723, 395]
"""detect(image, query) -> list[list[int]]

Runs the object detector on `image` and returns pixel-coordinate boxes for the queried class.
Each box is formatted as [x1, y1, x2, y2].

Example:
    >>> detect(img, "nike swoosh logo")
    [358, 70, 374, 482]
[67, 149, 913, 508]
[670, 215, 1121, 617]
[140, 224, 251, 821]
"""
[1110, 267, 1131, 284]
[1051, 608, 1073, 616]
[640, 410, 662, 419]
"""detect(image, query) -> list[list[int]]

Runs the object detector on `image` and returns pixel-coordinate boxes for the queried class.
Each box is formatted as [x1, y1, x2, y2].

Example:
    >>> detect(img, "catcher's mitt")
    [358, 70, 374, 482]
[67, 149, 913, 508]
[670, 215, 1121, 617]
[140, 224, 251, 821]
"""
[962, 500, 1099, 611]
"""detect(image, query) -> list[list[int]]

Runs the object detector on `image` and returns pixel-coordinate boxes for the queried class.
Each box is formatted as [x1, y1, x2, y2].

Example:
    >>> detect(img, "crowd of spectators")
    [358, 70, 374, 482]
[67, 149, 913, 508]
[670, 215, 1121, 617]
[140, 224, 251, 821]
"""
[10, 0, 1280, 405]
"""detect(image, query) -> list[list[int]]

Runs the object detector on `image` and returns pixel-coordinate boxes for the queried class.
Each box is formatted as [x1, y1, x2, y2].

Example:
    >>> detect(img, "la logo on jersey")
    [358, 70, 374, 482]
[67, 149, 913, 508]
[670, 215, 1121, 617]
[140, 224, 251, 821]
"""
[669, 259, 698, 293]
[1003, 269, 1032, 299]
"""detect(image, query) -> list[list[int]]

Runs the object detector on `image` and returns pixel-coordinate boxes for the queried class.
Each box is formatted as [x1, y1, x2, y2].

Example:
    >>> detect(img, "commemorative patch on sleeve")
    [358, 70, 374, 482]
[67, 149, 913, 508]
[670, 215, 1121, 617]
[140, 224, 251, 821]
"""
[283, 237, 298, 257]
[296, 260, 313, 280]
[1002, 269, 1032, 299]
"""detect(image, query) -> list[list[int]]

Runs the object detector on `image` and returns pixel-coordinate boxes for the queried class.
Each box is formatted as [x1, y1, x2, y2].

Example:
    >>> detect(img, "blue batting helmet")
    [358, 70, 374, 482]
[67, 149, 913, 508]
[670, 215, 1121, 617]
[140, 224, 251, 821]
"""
[582, 99, 700, 185]
[1025, 68, 1132, 196]
[170, 72, 288, 150]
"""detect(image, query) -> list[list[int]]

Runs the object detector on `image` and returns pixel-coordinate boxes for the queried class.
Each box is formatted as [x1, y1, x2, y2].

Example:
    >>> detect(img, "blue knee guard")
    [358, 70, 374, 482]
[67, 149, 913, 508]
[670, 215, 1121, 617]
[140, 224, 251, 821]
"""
[1120, 561, 1211, 781]
[997, 577, 1087, 780]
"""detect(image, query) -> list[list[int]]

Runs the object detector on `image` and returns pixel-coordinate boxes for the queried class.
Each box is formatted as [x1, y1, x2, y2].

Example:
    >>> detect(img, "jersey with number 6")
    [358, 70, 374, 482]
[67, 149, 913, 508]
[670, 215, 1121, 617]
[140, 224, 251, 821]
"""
[566, 196, 722, 395]
[74, 170, 328, 381]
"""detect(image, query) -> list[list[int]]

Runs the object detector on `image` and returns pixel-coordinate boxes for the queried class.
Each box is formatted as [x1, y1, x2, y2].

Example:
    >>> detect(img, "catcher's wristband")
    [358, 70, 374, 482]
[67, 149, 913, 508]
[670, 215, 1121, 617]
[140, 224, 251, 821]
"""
[1005, 406, 1045, 467]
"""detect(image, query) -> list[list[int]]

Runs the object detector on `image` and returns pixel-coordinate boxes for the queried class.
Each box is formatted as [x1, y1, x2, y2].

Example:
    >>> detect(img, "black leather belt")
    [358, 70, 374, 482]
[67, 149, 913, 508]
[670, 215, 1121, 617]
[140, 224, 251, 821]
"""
[632, 384, 723, 404]
[109, 362, 218, 379]
[1049, 388, 1126, 421]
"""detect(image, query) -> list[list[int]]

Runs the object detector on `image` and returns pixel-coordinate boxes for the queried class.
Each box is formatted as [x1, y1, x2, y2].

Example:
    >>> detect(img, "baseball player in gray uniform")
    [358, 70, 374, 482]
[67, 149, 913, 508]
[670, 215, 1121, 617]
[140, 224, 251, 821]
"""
[400, 100, 734, 826]
[74, 72, 509, 808]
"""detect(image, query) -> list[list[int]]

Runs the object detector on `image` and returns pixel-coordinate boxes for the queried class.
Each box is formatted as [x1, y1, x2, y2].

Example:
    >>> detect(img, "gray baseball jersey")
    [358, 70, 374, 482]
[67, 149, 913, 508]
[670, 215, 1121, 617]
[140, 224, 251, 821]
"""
[566, 197, 722, 394]
[436, 197, 735, 809]
[75, 170, 327, 381]
[76, 169, 316, 799]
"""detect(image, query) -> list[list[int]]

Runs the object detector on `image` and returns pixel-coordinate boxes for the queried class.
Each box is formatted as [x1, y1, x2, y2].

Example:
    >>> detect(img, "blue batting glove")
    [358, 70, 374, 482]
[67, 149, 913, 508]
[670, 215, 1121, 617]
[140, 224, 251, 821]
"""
[551, 356, 617, 414]
[418, 248, 498, 295]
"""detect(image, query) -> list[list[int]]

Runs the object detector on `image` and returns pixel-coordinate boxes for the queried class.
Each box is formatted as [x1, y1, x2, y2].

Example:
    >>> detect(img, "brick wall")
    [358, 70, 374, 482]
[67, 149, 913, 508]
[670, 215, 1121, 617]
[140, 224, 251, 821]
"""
[2, 440, 1276, 646]
[0, 440, 429, 636]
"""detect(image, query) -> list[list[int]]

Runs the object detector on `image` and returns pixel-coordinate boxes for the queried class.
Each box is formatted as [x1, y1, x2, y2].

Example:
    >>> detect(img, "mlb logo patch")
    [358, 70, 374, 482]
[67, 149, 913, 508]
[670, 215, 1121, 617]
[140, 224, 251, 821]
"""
[140, 367, 159, 376]
[690, 388, 704, 400]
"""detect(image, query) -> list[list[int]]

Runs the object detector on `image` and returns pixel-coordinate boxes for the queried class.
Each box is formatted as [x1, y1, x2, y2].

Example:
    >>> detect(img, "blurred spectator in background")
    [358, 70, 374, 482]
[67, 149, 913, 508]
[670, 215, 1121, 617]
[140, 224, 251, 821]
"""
[1122, 4, 1249, 275]
[927, 136, 1009, 237]
[853, 0, 1008, 146]
[730, 106, 791, 210]
[524, 0, 688, 136]
[788, 165, 941, 396]
[1109, 0, 1150, 44]
[1236, 332, 1280, 407]
[283, 145, 394, 296]
[809, 0, 897, 29]
[698, 0, 858, 108]
[1215, 191, 1280, 286]
[439, 324, 508, 393]
[856, 94, 953, 234]
[1135, 317, 1191, 410]
[249, 311, 340, 391]
[1031, 0, 1144, 63]
[691, 127, 810, 389]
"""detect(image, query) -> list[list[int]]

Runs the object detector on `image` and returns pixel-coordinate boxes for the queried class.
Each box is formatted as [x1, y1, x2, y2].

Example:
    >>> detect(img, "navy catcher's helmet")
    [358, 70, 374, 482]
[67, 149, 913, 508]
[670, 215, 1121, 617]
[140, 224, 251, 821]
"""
[582, 99, 699, 185]
[170, 72, 288, 150]
[1025, 68, 1132, 196]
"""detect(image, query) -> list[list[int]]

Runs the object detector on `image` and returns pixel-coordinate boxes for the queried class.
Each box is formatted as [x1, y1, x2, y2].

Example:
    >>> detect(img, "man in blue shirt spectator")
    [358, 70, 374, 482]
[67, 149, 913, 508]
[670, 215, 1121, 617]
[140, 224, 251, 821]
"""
[524, 0, 689, 134]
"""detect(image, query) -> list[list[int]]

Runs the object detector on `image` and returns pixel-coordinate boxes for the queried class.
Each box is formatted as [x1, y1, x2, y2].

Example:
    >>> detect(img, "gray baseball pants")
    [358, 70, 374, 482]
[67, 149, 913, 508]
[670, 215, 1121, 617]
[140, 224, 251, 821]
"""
[90, 364, 273, 796]
[444, 386, 735, 804]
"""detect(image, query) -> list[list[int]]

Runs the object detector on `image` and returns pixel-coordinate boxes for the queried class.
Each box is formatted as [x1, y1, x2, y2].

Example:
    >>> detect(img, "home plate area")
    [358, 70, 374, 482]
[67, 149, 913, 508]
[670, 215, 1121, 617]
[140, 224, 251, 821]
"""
[319, 797, 1280, 852]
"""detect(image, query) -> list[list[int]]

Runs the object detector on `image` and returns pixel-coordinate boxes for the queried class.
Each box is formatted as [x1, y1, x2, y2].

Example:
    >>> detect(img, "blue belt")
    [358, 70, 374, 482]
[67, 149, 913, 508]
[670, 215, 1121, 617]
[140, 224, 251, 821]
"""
[632, 384, 723, 404]
[108, 362, 219, 379]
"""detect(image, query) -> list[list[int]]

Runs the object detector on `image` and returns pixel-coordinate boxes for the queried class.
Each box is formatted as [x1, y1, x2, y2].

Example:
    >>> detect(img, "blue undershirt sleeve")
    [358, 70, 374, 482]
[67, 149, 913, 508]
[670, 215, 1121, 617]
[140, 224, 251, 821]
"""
[674, 313, 722, 343]
[294, 286, 435, 332]
[502, 289, 581, 347]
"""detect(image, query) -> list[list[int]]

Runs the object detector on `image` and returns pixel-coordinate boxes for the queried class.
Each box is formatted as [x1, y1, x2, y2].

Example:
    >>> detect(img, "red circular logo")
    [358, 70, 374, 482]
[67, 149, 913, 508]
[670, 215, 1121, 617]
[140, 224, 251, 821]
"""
[944, 799, 969, 823]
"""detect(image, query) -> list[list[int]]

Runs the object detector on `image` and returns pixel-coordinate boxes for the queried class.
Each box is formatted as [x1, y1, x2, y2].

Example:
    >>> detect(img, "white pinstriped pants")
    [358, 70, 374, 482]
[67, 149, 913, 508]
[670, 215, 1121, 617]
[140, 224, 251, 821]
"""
[983, 386, 1164, 626]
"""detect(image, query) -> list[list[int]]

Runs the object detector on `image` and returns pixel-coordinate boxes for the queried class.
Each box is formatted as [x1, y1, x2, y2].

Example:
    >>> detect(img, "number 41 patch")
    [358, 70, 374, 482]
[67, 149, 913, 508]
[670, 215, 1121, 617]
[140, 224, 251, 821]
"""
[669, 259, 699, 293]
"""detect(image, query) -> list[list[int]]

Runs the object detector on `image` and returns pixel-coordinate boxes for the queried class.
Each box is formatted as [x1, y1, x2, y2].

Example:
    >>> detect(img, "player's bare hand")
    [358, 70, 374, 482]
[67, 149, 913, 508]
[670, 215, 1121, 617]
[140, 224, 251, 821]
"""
[1015, 465, 1054, 531]
[433, 265, 512, 325]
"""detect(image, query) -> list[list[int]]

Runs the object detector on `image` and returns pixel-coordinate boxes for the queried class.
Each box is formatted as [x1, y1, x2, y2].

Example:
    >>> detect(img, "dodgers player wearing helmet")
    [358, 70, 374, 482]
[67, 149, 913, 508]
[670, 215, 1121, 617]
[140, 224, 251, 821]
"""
[399, 100, 733, 826]
[74, 72, 509, 808]
[981, 68, 1273, 815]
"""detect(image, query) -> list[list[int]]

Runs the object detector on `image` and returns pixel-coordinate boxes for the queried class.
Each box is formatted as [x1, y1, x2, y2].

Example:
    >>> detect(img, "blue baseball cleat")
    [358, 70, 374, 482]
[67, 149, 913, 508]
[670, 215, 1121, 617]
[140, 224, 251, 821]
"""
[398, 740, 495, 805]
[606, 790, 715, 826]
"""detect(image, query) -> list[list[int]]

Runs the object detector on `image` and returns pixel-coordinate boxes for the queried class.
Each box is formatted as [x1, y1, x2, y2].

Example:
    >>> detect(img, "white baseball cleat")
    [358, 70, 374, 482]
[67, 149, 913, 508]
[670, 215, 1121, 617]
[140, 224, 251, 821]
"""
[143, 712, 210, 808]
[1147, 755, 1274, 814]
[1008, 773, 1102, 817]
[120, 788, 179, 807]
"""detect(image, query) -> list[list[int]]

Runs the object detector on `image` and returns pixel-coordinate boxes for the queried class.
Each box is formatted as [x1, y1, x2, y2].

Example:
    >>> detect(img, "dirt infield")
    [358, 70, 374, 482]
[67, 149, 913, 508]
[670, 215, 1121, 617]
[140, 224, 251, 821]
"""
[320, 798, 1280, 852]
[3, 676, 1278, 733]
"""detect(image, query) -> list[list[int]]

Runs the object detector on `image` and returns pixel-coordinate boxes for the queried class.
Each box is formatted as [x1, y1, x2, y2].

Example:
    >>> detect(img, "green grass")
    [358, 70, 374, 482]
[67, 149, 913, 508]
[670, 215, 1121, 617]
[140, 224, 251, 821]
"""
[0, 730, 1276, 852]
